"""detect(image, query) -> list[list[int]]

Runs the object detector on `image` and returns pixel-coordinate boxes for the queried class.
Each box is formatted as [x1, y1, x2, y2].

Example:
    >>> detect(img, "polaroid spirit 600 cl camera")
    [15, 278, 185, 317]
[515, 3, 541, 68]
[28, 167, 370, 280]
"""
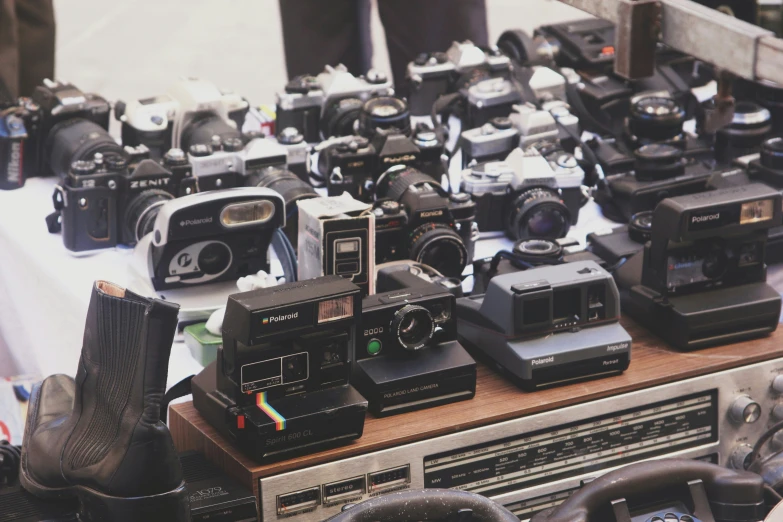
[616, 184, 783, 350]
[457, 260, 631, 390]
[191, 276, 368, 462]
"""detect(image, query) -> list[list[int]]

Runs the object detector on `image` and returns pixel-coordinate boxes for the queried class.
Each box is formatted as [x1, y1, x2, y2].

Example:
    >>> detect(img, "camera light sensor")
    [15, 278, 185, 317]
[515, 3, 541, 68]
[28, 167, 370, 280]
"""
[318, 296, 354, 324]
[220, 200, 275, 227]
[740, 199, 774, 225]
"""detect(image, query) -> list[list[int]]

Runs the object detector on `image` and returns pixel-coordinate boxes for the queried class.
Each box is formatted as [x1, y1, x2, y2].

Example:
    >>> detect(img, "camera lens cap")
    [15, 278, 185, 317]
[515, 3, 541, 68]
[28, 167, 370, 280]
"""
[71, 159, 96, 176]
[189, 143, 213, 157]
[222, 137, 244, 152]
[762, 137, 783, 170]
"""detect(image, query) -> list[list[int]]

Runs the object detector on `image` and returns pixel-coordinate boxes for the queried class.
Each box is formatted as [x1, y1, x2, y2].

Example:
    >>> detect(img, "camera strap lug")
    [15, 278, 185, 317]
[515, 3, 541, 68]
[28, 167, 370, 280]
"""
[46, 185, 66, 234]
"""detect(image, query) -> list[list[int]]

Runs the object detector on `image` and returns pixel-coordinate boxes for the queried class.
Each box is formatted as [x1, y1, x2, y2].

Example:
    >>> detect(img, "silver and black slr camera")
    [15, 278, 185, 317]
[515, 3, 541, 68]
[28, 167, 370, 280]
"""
[275, 64, 393, 142]
[52, 148, 198, 252]
[461, 145, 584, 240]
[316, 96, 446, 201]
[143, 187, 285, 290]
[191, 275, 368, 461]
[406, 41, 511, 116]
[116, 78, 249, 159]
[355, 280, 476, 416]
[0, 99, 38, 190]
[373, 166, 478, 278]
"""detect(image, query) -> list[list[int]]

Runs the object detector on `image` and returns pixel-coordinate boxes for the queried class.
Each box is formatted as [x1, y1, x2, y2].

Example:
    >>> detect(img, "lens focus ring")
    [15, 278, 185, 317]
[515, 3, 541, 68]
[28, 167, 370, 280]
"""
[391, 304, 435, 351]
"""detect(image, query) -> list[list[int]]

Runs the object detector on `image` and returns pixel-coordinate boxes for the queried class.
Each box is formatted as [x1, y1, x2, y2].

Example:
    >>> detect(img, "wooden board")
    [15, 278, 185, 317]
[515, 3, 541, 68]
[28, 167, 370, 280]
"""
[170, 319, 783, 493]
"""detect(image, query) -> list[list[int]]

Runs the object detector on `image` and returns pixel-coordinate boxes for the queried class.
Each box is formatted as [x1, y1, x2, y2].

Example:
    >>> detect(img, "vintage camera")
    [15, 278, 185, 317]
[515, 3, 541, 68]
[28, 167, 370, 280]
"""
[460, 76, 523, 129]
[0, 101, 36, 190]
[117, 78, 249, 159]
[373, 167, 477, 278]
[710, 101, 773, 163]
[275, 65, 393, 142]
[142, 187, 285, 290]
[53, 149, 199, 252]
[460, 116, 520, 167]
[587, 211, 653, 267]
[461, 145, 584, 240]
[26, 79, 116, 180]
[457, 260, 631, 390]
[191, 275, 368, 462]
[596, 143, 723, 223]
[615, 184, 783, 350]
[316, 96, 446, 201]
[376, 261, 464, 297]
[355, 281, 476, 416]
[406, 41, 512, 116]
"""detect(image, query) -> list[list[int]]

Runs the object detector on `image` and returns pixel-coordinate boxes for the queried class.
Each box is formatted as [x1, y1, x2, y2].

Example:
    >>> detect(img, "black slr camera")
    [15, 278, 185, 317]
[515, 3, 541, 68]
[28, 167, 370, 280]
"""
[373, 167, 478, 278]
[616, 184, 783, 350]
[0, 98, 40, 190]
[355, 281, 476, 416]
[191, 276, 368, 462]
[316, 96, 446, 202]
[27, 80, 117, 180]
[53, 148, 198, 252]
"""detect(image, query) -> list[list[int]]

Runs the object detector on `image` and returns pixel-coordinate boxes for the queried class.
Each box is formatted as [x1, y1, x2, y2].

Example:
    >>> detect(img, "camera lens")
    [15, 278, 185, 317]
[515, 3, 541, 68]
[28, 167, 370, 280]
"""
[409, 224, 469, 277]
[125, 189, 174, 242]
[715, 101, 772, 162]
[198, 242, 232, 275]
[628, 96, 686, 142]
[358, 96, 410, 138]
[246, 166, 317, 242]
[321, 97, 364, 138]
[180, 112, 241, 153]
[47, 118, 125, 178]
[702, 249, 729, 280]
[508, 188, 571, 240]
[391, 305, 434, 351]
[762, 137, 783, 170]
[514, 238, 562, 258]
[282, 353, 308, 382]
[628, 211, 653, 244]
[633, 143, 686, 181]
[380, 167, 438, 201]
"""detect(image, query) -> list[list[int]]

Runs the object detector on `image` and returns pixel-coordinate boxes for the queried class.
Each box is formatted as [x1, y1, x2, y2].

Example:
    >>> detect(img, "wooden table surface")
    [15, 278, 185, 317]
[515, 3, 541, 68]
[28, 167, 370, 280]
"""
[170, 319, 783, 490]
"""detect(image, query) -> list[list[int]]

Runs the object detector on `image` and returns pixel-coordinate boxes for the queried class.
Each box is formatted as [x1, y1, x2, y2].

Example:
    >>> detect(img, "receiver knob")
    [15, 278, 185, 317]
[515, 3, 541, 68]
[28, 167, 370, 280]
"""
[729, 444, 754, 470]
[773, 375, 783, 394]
[730, 395, 761, 424]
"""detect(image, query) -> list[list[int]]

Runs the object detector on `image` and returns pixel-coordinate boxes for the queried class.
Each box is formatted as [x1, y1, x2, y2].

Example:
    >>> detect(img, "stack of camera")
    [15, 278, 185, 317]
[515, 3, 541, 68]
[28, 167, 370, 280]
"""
[8, 20, 783, 466]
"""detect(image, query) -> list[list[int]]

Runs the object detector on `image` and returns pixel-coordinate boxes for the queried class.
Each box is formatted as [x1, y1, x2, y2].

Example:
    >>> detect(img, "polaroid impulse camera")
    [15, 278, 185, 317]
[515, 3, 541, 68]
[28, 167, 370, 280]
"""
[356, 281, 476, 416]
[191, 276, 368, 462]
[616, 184, 783, 350]
[116, 78, 249, 159]
[52, 149, 199, 252]
[461, 145, 584, 241]
[373, 166, 478, 278]
[457, 260, 631, 390]
[275, 64, 393, 142]
[140, 187, 287, 290]
[0, 98, 40, 190]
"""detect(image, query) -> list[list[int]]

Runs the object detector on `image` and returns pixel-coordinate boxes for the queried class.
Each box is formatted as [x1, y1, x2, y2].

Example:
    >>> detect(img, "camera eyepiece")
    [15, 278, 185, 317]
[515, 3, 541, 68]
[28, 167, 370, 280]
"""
[628, 96, 685, 143]
[508, 188, 571, 240]
[358, 96, 411, 138]
[392, 304, 435, 351]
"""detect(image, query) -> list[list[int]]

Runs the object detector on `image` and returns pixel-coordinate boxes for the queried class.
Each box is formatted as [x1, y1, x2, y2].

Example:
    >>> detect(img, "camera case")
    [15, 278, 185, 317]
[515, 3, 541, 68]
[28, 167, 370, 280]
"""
[355, 282, 476, 416]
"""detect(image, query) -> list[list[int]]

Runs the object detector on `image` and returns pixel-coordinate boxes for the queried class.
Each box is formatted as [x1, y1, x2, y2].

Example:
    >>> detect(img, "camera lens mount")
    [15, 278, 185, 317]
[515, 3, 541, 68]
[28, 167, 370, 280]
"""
[392, 304, 435, 351]
[508, 188, 571, 241]
[628, 96, 686, 142]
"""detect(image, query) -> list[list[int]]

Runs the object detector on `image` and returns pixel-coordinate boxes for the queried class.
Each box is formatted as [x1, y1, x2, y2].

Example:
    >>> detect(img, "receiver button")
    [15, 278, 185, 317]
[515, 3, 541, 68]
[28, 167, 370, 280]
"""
[773, 375, 783, 394]
[730, 395, 761, 424]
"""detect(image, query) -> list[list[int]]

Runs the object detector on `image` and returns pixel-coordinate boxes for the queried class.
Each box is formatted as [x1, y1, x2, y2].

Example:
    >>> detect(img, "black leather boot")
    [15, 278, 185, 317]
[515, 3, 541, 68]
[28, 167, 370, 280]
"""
[20, 281, 190, 522]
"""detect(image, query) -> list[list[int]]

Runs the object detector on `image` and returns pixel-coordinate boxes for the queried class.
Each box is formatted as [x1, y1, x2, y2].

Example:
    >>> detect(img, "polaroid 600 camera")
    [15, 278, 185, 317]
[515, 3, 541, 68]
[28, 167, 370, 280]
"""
[457, 260, 631, 390]
[616, 184, 783, 350]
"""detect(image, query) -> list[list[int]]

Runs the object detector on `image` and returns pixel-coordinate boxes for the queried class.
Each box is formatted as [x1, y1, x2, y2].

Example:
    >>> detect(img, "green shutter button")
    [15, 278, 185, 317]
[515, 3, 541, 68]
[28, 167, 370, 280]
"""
[367, 339, 382, 355]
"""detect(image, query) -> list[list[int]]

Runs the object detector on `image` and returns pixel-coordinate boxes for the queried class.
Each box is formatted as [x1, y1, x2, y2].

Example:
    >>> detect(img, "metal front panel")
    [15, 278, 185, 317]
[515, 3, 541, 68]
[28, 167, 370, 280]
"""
[260, 357, 783, 521]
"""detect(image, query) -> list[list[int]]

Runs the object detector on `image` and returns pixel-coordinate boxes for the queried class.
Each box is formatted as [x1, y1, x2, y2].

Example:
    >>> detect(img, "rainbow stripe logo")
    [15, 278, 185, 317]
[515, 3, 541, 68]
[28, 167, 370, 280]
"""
[262, 317, 269, 325]
[256, 392, 286, 431]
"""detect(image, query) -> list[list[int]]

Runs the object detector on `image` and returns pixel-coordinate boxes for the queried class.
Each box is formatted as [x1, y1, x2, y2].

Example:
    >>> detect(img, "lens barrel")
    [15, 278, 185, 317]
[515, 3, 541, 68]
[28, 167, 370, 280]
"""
[125, 189, 174, 242]
[508, 188, 571, 240]
[391, 305, 435, 351]
[628, 96, 686, 142]
[47, 118, 124, 178]
[358, 96, 410, 138]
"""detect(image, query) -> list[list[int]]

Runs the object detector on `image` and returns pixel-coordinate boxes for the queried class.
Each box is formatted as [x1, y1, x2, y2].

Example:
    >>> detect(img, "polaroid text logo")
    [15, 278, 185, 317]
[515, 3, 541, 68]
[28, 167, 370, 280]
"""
[262, 312, 299, 325]
[531, 356, 555, 366]
[692, 213, 720, 224]
[179, 217, 213, 227]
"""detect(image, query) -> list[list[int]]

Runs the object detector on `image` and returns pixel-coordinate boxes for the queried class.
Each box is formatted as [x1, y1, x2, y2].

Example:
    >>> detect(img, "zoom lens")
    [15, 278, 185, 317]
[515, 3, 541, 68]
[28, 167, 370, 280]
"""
[628, 96, 686, 142]
[391, 305, 434, 351]
[180, 111, 241, 153]
[715, 101, 772, 162]
[125, 189, 174, 243]
[47, 118, 125, 178]
[198, 242, 232, 275]
[358, 96, 410, 138]
[628, 211, 653, 244]
[508, 188, 571, 240]
[321, 97, 364, 138]
[409, 224, 469, 277]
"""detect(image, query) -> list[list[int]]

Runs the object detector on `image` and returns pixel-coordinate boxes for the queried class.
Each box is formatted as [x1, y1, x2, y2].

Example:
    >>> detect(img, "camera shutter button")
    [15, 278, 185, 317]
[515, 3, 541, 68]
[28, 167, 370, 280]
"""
[189, 144, 213, 157]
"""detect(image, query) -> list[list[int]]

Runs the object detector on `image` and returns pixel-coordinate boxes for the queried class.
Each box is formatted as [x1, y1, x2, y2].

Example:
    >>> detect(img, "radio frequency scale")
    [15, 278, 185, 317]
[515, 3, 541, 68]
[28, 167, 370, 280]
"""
[169, 320, 783, 520]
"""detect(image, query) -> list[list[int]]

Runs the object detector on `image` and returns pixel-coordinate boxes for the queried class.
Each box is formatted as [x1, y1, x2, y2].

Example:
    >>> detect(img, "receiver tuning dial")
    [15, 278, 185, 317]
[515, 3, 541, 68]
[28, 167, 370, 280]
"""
[730, 395, 761, 424]
[729, 444, 754, 470]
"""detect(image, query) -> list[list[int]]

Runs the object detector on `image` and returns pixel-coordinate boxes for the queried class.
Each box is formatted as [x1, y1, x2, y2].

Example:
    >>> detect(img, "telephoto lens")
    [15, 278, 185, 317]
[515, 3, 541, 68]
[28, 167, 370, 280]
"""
[714, 101, 772, 163]
[627, 96, 686, 144]
[321, 97, 364, 138]
[179, 111, 242, 154]
[357, 96, 411, 138]
[47, 118, 125, 178]
[507, 187, 571, 241]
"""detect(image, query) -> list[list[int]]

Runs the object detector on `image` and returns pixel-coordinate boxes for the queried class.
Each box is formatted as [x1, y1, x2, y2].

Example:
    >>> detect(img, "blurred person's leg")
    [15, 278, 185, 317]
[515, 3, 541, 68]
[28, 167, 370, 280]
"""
[377, 0, 488, 93]
[16, 0, 55, 96]
[278, 0, 373, 79]
[0, 0, 19, 101]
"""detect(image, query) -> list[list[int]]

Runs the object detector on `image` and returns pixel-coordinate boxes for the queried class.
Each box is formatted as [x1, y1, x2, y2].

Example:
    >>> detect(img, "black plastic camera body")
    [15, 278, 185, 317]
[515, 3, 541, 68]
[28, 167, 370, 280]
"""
[145, 187, 285, 290]
[616, 184, 783, 350]
[355, 281, 476, 416]
[54, 150, 198, 252]
[191, 276, 368, 462]
[373, 167, 477, 278]
[27, 80, 114, 179]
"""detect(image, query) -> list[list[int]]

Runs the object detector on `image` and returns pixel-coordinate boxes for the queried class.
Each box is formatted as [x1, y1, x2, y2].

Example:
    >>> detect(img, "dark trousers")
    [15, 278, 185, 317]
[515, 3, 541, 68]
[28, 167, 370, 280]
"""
[278, 0, 488, 91]
[0, 0, 55, 102]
